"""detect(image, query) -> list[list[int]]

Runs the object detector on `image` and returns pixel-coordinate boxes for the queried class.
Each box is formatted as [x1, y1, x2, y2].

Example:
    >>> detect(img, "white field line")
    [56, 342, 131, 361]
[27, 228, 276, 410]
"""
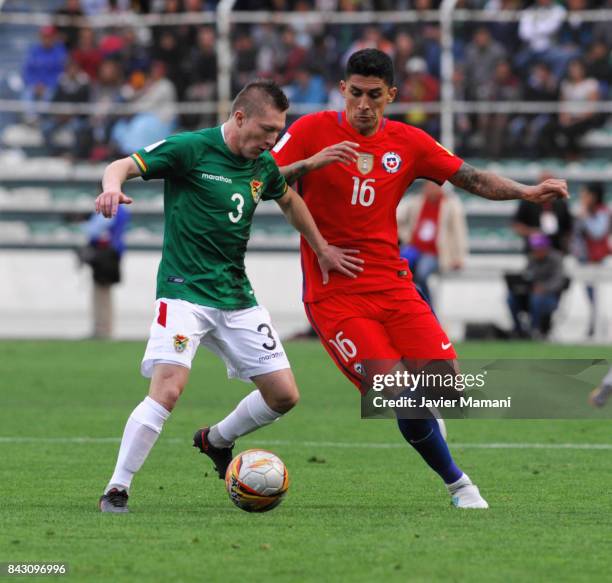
[0, 436, 611, 450]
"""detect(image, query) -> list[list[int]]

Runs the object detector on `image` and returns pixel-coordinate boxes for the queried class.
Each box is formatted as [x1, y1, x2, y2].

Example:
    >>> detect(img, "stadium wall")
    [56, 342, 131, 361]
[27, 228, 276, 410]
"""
[1, 250, 610, 343]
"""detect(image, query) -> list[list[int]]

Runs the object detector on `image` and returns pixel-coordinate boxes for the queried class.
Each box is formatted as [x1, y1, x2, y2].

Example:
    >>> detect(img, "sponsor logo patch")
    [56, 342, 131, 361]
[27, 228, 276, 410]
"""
[173, 334, 189, 353]
[202, 172, 232, 184]
[354, 362, 365, 376]
[382, 151, 402, 174]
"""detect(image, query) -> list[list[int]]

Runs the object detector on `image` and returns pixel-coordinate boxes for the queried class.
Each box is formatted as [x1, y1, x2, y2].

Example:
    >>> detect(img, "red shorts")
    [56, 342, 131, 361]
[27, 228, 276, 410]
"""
[304, 285, 457, 393]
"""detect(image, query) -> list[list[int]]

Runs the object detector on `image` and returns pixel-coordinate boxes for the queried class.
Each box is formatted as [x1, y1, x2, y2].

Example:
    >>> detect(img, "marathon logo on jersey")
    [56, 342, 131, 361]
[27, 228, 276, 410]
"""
[356, 153, 374, 175]
[173, 334, 189, 353]
[382, 152, 402, 174]
[202, 172, 232, 184]
[250, 179, 264, 202]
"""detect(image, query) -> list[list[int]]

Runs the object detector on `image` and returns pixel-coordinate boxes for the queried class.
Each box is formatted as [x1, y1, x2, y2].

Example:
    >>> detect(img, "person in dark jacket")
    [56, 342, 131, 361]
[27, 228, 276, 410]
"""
[507, 233, 567, 338]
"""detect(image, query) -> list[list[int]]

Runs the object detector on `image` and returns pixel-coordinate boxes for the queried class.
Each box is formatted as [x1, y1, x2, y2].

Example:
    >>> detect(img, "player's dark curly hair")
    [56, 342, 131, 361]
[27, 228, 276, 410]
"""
[346, 49, 395, 87]
[232, 79, 289, 117]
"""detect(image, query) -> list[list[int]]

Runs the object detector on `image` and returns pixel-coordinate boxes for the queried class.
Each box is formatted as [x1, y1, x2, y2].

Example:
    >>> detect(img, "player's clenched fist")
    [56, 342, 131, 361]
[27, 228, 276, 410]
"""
[95, 191, 134, 218]
[522, 179, 569, 204]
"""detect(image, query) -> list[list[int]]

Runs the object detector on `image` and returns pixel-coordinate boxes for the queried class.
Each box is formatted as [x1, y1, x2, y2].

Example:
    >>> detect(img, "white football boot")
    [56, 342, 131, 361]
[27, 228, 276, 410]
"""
[447, 474, 489, 509]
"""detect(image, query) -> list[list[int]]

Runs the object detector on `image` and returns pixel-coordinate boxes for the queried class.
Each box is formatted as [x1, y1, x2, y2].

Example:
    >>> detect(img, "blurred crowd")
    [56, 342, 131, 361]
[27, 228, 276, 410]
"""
[12, 0, 612, 160]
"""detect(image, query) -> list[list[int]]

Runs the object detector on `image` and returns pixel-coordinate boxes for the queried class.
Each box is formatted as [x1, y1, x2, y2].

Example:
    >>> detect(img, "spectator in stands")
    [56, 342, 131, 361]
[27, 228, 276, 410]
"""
[120, 28, 152, 77]
[593, 0, 612, 47]
[232, 33, 258, 94]
[110, 60, 177, 155]
[89, 58, 125, 161]
[99, 26, 126, 58]
[507, 233, 567, 339]
[275, 27, 308, 85]
[584, 40, 612, 86]
[183, 26, 217, 128]
[557, 58, 604, 158]
[516, 0, 567, 76]
[397, 181, 468, 306]
[285, 67, 327, 105]
[72, 27, 103, 80]
[452, 64, 472, 155]
[571, 182, 610, 337]
[341, 25, 394, 68]
[510, 61, 560, 157]
[399, 56, 440, 138]
[464, 27, 506, 101]
[485, 0, 521, 54]
[152, 29, 186, 98]
[55, 0, 86, 51]
[21, 26, 68, 124]
[476, 59, 521, 158]
[558, 0, 594, 56]
[305, 34, 343, 82]
[512, 172, 573, 254]
[42, 59, 91, 160]
[393, 30, 419, 88]
[80, 205, 130, 339]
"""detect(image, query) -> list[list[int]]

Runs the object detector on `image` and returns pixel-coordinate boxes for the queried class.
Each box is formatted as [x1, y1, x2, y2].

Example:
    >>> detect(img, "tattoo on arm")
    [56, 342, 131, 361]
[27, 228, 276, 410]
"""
[450, 162, 526, 201]
[280, 160, 310, 184]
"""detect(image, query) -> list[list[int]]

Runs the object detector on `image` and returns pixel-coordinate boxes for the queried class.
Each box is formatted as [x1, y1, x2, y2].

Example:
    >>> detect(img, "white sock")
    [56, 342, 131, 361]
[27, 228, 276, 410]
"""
[209, 390, 282, 447]
[603, 367, 612, 388]
[446, 473, 472, 495]
[105, 396, 170, 494]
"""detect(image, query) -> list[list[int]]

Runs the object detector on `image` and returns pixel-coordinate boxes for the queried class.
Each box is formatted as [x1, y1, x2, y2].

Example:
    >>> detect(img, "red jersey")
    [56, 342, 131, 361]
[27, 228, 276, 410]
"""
[411, 196, 442, 255]
[272, 111, 463, 302]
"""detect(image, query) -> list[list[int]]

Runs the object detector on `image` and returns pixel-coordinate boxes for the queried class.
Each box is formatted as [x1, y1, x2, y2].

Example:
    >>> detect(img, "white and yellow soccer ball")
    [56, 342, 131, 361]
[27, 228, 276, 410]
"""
[225, 449, 289, 513]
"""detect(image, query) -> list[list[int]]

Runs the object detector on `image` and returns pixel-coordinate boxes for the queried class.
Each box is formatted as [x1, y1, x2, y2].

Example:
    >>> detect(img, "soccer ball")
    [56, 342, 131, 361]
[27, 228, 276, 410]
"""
[225, 449, 289, 513]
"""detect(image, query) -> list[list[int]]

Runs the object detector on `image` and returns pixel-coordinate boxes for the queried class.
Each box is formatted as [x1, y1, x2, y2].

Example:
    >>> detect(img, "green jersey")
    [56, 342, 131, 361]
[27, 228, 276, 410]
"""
[131, 126, 288, 310]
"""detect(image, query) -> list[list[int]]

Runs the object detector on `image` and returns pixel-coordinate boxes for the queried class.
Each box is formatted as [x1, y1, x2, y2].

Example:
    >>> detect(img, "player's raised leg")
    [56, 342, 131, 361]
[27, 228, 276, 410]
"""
[194, 369, 299, 478]
[193, 305, 298, 478]
[99, 363, 188, 513]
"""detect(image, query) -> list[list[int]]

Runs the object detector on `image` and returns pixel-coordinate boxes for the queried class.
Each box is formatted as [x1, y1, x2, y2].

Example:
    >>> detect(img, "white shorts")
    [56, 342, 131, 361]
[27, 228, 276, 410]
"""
[141, 298, 291, 383]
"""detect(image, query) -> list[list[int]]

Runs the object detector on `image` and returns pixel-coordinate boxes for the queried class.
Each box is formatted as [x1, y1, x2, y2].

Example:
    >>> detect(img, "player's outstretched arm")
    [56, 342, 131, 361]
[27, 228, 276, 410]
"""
[279, 141, 360, 184]
[276, 187, 364, 284]
[96, 157, 140, 217]
[449, 162, 569, 204]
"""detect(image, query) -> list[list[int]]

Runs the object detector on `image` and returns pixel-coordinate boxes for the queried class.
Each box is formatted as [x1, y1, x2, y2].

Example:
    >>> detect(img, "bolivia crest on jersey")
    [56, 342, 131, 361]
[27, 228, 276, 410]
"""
[382, 151, 402, 174]
[173, 334, 189, 353]
[250, 179, 264, 202]
[356, 153, 374, 175]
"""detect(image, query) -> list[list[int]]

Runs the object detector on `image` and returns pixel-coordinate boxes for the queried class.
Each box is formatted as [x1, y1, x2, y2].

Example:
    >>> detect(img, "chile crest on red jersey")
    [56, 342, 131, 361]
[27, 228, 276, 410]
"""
[382, 151, 402, 174]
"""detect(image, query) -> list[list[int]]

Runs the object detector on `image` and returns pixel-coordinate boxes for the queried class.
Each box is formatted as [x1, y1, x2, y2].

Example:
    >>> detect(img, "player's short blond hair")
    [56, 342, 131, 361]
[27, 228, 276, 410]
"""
[231, 80, 289, 118]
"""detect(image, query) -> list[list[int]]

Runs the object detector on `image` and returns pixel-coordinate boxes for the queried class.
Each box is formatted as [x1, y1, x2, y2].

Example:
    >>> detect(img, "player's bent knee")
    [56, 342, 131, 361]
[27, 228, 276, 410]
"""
[270, 389, 300, 413]
[149, 364, 189, 411]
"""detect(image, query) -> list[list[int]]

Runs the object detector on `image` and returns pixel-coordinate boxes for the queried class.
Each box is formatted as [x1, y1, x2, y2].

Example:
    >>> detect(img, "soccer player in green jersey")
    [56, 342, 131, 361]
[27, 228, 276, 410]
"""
[96, 80, 363, 513]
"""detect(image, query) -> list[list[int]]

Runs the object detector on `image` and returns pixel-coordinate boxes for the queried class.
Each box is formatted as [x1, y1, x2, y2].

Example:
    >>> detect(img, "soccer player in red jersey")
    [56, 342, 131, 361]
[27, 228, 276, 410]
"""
[272, 49, 569, 509]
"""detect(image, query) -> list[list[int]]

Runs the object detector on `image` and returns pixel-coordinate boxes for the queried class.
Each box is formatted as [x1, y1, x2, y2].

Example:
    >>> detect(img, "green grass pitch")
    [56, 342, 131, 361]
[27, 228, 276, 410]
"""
[1, 340, 611, 582]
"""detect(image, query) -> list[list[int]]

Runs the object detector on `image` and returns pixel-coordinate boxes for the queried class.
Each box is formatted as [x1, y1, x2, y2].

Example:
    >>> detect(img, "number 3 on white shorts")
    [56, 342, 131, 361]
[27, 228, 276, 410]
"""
[228, 193, 244, 223]
[328, 331, 357, 362]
